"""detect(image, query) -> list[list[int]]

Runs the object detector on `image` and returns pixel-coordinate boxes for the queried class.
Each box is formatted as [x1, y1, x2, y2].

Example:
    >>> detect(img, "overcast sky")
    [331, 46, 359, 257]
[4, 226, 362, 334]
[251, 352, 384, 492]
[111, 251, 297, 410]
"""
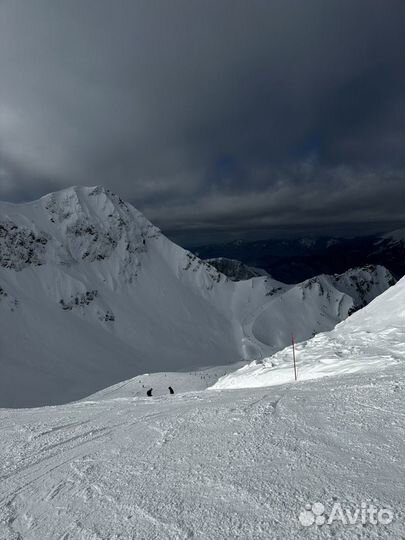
[0, 0, 404, 245]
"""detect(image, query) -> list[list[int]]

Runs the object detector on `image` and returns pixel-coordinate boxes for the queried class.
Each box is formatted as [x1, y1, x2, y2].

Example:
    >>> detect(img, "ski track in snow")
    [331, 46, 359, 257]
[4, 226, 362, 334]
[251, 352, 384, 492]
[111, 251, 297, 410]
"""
[0, 367, 404, 540]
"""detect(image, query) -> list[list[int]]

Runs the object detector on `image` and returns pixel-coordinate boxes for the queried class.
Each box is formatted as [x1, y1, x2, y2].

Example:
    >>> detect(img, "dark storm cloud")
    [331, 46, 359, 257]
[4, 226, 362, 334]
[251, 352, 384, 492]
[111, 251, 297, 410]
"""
[0, 0, 403, 243]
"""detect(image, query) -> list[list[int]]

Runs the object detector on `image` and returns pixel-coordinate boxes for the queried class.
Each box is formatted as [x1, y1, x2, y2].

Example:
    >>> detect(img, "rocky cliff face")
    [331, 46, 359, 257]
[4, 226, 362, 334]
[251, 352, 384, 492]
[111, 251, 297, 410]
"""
[205, 257, 268, 281]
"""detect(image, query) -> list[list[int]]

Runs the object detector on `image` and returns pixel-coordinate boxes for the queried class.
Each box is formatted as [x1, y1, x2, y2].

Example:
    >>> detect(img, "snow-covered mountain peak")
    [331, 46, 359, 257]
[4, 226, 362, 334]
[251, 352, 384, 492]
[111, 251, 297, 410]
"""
[0, 185, 159, 272]
[299, 264, 395, 313]
[378, 227, 405, 245]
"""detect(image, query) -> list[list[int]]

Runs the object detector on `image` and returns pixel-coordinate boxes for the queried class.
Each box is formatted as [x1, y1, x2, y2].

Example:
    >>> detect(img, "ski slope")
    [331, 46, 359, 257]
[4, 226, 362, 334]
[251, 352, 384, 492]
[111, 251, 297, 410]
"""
[0, 366, 403, 539]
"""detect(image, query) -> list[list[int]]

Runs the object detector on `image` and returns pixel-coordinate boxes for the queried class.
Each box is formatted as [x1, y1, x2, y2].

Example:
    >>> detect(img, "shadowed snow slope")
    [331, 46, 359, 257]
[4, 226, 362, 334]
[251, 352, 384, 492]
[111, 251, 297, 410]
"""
[213, 276, 405, 390]
[0, 186, 396, 406]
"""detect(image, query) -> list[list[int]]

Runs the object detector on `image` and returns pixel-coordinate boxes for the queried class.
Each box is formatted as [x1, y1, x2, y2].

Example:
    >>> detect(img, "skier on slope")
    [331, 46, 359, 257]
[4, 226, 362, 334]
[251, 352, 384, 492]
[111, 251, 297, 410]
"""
[168, 386, 174, 395]
[147, 388, 153, 397]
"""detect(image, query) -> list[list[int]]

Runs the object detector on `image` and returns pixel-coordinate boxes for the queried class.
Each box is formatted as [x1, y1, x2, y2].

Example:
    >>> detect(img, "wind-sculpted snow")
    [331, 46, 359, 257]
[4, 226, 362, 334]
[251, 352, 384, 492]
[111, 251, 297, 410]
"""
[0, 186, 397, 406]
[213, 277, 405, 390]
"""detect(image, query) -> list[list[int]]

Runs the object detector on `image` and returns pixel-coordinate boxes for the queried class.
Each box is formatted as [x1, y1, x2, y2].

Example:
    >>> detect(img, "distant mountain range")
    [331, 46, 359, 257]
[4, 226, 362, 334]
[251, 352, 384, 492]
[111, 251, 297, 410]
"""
[193, 229, 405, 283]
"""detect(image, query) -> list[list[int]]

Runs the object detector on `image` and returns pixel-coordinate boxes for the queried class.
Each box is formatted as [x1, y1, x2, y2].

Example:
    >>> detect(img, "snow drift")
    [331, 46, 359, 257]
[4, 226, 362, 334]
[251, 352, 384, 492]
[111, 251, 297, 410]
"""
[212, 276, 405, 390]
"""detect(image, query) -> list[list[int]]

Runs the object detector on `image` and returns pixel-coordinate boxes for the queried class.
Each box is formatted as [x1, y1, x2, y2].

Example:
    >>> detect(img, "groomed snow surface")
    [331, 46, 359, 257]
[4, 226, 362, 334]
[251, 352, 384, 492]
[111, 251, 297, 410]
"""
[0, 279, 404, 539]
[0, 368, 403, 539]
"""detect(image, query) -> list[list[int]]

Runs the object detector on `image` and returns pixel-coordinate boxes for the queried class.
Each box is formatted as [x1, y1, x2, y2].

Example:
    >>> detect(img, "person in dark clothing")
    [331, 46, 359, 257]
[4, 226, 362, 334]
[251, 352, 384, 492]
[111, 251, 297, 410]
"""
[168, 386, 174, 395]
[147, 388, 153, 397]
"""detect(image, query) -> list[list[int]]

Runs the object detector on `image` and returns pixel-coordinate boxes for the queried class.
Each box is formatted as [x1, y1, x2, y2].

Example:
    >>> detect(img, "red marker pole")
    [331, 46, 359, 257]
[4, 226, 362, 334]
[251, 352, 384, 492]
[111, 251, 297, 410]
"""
[292, 334, 297, 381]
